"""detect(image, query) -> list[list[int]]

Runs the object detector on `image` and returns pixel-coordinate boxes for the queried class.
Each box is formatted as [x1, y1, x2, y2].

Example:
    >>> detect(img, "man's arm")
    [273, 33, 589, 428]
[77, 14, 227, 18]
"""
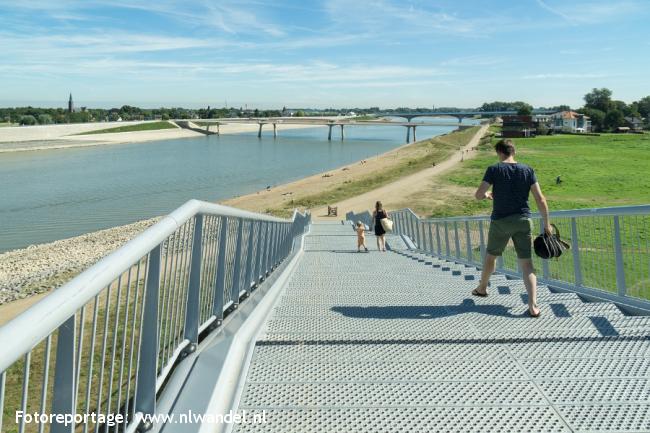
[474, 181, 493, 200]
[531, 182, 552, 234]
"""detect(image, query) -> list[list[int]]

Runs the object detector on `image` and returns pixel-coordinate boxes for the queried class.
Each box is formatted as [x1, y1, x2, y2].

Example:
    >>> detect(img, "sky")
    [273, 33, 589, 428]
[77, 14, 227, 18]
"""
[1, 0, 649, 109]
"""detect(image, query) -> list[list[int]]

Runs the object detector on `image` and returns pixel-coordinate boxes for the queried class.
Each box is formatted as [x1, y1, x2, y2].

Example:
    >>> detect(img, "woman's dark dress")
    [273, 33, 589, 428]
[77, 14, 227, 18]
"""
[374, 209, 387, 236]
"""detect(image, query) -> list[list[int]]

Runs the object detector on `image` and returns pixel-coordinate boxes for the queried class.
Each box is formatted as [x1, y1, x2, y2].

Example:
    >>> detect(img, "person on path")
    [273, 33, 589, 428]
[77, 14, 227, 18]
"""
[355, 221, 369, 252]
[372, 201, 389, 252]
[472, 139, 552, 317]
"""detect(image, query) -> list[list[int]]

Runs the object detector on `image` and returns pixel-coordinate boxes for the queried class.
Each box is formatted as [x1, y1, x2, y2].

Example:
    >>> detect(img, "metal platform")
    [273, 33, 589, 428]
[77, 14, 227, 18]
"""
[233, 223, 650, 433]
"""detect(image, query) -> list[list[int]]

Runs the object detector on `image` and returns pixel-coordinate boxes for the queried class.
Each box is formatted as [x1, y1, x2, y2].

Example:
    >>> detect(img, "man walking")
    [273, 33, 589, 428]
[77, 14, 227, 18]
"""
[472, 139, 551, 317]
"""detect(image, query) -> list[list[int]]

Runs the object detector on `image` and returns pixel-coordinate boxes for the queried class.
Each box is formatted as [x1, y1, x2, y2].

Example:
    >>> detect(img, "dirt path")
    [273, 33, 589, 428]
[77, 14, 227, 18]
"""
[310, 123, 489, 219]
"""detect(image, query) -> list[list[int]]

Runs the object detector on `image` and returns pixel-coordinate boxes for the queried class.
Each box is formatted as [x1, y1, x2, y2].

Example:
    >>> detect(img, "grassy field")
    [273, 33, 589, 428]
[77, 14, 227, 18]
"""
[429, 132, 650, 217]
[269, 126, 480, 216]
[0, 122, 16, 127]
[76, 121, 177, 135]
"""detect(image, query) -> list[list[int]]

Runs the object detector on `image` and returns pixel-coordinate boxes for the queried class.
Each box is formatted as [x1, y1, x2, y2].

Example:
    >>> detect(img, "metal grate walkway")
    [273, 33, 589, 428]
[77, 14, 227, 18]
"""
[233, 223, 650, 433]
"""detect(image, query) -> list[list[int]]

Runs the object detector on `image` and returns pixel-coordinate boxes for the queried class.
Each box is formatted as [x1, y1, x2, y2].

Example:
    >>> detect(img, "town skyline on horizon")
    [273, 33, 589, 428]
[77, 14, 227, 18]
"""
[1, 0, 649, 109]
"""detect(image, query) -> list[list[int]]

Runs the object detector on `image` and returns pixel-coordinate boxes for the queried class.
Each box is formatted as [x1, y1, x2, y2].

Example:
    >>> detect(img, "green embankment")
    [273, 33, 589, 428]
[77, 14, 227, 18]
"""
[442, 132, 650, 216]
[271, 126, 480, 216]
[76, 121, 177, 135]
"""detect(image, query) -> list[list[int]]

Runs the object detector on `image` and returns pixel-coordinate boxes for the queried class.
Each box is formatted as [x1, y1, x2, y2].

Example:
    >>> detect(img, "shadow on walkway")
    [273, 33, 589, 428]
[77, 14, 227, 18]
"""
[332, 299, 522, 319]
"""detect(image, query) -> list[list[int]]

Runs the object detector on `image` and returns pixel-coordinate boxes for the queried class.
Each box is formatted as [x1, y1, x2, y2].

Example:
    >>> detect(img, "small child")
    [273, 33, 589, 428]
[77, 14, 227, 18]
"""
[356, 221, 369, 252]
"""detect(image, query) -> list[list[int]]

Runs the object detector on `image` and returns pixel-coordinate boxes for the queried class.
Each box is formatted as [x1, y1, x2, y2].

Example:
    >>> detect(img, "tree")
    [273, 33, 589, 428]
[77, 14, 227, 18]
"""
[37, 114, 53, 125]
[579, 108, 605, 132]
[294, 110, 305, 117]
[584, 88, 612, 112]
[516, 103, 533, 116]
[19, 115, 37, 125]
[603, 110, 624, 131]
[635, 96, 650, 118]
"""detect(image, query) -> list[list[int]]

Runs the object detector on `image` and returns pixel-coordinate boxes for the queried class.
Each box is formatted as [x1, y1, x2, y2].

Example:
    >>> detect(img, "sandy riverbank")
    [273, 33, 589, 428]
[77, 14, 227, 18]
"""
[0, 121, 324, 153]
[0, 125, 486, 321]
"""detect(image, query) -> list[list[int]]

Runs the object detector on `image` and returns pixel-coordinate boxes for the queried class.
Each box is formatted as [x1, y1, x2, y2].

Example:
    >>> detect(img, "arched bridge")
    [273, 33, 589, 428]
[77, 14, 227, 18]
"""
[381, 109, 557, 122]
[1, 202, 649, 433]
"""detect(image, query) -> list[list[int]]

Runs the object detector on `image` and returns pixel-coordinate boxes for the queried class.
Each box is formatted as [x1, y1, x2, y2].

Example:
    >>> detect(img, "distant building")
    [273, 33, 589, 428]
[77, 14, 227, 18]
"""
[624, 117, 644, 131]
[501, 115, 535, 138]
[550, 111, 591, 133]
[68, 93, 74, 113]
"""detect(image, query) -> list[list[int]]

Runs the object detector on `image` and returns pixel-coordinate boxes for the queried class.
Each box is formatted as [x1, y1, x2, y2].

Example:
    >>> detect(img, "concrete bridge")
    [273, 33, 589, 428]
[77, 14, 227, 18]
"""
[176, 117, 482, 143]
[381, 109, 557, 122]
[1, 202, 648, 433]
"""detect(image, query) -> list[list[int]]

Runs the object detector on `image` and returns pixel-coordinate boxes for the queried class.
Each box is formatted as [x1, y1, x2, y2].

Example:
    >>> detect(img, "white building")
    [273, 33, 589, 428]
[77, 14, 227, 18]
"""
[551, 111, 591, 133]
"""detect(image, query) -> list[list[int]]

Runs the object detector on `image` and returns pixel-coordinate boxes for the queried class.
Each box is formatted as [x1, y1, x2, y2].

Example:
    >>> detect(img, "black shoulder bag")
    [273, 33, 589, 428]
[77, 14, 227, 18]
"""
[534, 224, 570, 259]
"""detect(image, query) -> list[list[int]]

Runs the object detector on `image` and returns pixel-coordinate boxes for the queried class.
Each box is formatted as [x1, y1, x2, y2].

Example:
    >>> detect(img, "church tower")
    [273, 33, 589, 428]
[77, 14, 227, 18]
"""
[68, 94, 74, 113]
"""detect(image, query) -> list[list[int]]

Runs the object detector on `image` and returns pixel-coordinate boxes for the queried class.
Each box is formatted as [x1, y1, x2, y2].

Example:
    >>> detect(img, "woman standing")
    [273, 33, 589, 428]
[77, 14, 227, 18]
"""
[372, 201, 389, 252]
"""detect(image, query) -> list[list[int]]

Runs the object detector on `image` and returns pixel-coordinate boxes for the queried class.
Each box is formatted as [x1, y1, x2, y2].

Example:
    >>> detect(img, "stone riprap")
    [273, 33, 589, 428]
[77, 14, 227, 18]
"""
[0, 218, 159, 305]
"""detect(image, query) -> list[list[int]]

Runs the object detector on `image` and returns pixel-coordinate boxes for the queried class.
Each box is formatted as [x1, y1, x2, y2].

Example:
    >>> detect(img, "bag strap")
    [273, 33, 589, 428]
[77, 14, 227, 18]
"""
[550, 223, 561, 239]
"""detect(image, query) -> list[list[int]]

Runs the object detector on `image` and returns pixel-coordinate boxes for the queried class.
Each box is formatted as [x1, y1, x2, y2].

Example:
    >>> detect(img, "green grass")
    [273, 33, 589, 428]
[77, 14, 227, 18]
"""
[441, 132, 650, 216]
[269, 126, 480, 217]
[0, 122, 16, 127]
[76, 121, 177, 135]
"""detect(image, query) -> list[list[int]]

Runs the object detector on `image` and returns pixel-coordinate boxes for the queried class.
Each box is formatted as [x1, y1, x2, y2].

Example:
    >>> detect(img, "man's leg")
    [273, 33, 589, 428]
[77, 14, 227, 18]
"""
[519, 258, 539, 315]
[475, 254, 497, 294]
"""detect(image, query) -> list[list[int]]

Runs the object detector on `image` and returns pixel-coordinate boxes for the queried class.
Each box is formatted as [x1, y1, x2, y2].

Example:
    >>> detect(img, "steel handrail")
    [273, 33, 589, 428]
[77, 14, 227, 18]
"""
[0, 200, 291, 372]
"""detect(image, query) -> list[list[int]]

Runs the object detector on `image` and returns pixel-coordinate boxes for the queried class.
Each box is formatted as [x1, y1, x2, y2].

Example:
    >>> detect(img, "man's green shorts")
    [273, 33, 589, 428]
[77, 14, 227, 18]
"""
[486, 215, 533, 259]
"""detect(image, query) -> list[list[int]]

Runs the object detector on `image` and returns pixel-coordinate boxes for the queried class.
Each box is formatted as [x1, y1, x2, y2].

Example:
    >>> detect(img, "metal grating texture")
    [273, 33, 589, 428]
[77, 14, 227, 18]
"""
[233, 223, 650, 433]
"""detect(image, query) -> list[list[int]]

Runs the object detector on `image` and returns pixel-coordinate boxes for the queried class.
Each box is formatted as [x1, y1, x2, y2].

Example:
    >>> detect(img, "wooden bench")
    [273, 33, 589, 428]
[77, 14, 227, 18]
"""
[327, 206, 338, 217]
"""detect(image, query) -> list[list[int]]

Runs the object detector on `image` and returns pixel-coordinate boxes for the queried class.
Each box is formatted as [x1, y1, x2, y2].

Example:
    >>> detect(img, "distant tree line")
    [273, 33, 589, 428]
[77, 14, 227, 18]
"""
[3, 90, 649, 130]
[578, 88, 650, 132]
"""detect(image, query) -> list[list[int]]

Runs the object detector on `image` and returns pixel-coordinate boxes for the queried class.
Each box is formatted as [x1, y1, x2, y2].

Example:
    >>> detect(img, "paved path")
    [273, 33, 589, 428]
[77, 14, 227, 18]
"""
[311, 123, 489, 220]
[234, 222, 649, 433]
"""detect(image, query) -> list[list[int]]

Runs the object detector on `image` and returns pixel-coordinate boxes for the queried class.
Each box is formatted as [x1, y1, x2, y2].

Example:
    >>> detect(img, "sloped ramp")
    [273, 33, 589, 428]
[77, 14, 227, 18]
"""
[230, 223, 649, 433]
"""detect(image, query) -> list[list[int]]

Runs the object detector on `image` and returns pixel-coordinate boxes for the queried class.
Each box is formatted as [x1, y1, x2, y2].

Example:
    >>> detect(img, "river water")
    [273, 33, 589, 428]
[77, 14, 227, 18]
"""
[0, 122, 466, 252]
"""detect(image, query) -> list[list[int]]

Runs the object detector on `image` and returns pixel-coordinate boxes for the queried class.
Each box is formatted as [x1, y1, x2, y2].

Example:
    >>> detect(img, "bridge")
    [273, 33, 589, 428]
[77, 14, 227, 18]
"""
[1, 202, 648, 433]
[175, 117, 483, 143]
[380, 109, 558, 122]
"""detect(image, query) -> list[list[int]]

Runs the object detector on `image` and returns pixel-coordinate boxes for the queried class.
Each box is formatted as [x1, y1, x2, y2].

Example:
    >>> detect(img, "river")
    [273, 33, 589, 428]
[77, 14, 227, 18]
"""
[0, 121, 469, 252]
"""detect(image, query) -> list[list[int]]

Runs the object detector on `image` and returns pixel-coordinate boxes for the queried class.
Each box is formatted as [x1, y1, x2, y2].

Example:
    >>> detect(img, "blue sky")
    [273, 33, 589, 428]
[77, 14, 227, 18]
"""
[1, 0, 649, 109]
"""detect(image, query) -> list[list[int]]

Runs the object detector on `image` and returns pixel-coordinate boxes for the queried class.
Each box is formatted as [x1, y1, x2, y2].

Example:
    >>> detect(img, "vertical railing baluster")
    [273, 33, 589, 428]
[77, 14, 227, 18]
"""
[134, 245, 161, 431]
[231, 219, 245, 308]
[184, 215, 203, 351]
[262, 222, 272, 277]
[454, 221, 461, 260]
[613, 216, 627, 296]
[444, 222, 451, 258]
[478, 220, 486, 263]
[570, 217, 583, 287]
[51, 315, 77, 433]
[213, 217, 229, 322]
[435, 223, 442, 256]
[465, 221, 472, 261]
[19, 352, 31, 433]
[243, 220, 256, 294]
[539, 220, 550, 279]
[253, 221, 265, 285]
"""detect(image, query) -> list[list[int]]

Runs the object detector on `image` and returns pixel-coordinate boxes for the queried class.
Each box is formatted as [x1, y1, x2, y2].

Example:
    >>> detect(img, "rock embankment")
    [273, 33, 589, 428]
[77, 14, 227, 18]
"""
[0, 218, 159, 305]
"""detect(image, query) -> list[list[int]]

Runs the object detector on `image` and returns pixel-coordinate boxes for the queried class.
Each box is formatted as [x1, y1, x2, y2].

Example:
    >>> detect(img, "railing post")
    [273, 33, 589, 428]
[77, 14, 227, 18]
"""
[51, 315, 77, 433]
[436, 223, 442, 256]
[243, 221, 256, 293]
[230, 218, 244, 308]
[415, 219, 422, 249]
[454, 221, 461, 260]
[478, 220, 486, 262]
[134, 245, 161, 428]
[183, 215, 203, 350]
[213, 217, 229, 321]
[269, 223, 278, 269]
[444, 221, 451, 258]
[409, 213, 417, 241]
[613, 216, 627, 296]
[465, 221, 472, 262]
[570, 217, 583, 287]
[539, 220, 549, 279]
[262, 221, 272, 277]
[428, 222, 435, 255]
[253, 221, 264, 284]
